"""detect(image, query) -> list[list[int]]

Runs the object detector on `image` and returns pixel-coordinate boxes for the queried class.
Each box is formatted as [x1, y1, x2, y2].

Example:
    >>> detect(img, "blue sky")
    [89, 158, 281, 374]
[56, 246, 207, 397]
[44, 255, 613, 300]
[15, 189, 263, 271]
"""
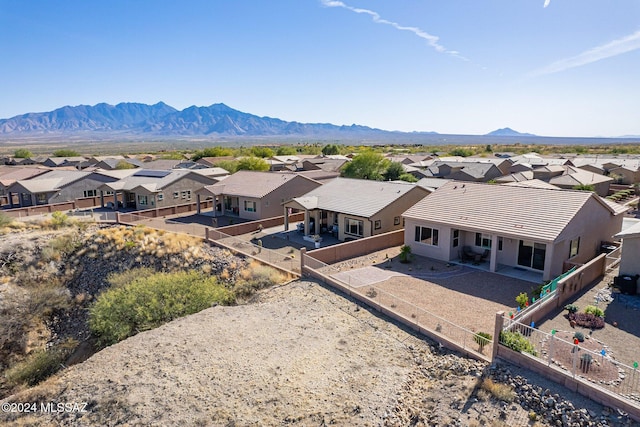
[1, 0, 639, 137]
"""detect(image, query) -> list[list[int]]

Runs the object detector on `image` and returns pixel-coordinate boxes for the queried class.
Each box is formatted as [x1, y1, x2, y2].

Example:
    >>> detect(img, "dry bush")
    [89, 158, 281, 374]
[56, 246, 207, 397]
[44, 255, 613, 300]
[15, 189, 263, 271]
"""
[233, 260, 290, 298]
[5, 339, 77, 387]
[480, 378, 516, 403]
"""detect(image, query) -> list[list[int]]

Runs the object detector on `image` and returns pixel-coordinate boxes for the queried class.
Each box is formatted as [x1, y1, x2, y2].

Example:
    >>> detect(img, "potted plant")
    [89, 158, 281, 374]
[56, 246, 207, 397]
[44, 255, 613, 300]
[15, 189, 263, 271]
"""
[312, 234, 321, 248]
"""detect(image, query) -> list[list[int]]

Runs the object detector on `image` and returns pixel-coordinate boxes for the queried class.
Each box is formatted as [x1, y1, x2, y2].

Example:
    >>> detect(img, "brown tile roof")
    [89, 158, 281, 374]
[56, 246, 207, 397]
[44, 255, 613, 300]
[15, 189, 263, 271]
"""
[403, 181, 621, 243]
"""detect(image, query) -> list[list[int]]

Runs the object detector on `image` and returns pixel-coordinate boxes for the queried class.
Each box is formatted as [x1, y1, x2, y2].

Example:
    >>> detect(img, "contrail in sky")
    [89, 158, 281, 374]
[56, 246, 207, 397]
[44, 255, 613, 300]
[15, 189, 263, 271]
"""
[320, 0, 466, 60]
[530, 29, 640, 76]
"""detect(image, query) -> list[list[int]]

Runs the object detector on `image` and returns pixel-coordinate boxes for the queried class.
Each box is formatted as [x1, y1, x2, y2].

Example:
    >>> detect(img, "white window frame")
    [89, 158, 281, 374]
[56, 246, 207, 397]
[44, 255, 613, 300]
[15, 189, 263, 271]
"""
[415, 226, 439, 246]
[344, 218, 364, 237]
[243, 200, 256, 212]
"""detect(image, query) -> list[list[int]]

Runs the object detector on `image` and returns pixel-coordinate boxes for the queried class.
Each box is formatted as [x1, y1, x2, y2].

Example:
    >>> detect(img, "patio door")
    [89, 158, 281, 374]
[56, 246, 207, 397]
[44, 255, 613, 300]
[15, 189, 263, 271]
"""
[517, 240, 546, 270]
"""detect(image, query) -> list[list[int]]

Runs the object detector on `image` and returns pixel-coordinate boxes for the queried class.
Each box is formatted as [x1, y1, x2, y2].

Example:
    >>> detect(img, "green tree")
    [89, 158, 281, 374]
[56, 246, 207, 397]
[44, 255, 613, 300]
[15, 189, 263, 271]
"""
[250, 146, 274, 158]
[14, 149, 33, 158]
[276, 146, 298, 156]
[115, 160, 136, 170]
[215, 159, 239, 174]
[383, 162, 405, 181]
[573, 184, 595, 192]
[191, 146, 234, 161]
[237, 156, 270, 171]
[321, 144, 340, 155]
[52, 149, 80, 157]
[398, 173, 418, 183]
[341, 151, 390, 181]
[448, 148, 474, 157]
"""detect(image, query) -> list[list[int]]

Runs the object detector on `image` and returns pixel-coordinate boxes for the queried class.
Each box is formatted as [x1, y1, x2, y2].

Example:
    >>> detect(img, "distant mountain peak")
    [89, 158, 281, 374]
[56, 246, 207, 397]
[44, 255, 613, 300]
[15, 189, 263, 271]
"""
[485, 127, 536, 137]
[0, 102, 394, 138]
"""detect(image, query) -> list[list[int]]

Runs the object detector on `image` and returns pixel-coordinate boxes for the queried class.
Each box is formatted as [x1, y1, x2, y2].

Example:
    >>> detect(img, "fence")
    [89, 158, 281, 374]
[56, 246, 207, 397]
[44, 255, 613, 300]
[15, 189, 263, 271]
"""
[499, 318, 640, 412]
[301, 250, 493, 362]
[207, 228, 300, 276]
[117, 212, 208, 238]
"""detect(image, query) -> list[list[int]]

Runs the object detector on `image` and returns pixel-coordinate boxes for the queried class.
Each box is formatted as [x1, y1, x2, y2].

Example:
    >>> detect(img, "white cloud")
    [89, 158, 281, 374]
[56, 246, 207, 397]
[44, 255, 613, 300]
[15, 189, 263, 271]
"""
[543, 0, 551, 8]
[530, 30, 640, 76]
[319, 0, 465, 59]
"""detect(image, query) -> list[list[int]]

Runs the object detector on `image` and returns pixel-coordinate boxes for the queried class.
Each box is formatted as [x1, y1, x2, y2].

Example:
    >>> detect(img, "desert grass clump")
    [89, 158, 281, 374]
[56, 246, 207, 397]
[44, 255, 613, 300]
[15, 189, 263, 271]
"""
[5, 338, 77, 386]
[480, 378, 516, 403]
[89, 271, 235, 347]
[233, 260, 289, 298]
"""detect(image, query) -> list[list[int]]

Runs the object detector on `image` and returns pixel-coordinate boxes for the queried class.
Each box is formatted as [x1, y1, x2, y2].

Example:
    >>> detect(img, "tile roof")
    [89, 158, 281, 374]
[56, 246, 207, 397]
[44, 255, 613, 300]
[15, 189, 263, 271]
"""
[288, 177, 428, 218]
[403, 181, 620, 243]
[202, 171, 317, 199]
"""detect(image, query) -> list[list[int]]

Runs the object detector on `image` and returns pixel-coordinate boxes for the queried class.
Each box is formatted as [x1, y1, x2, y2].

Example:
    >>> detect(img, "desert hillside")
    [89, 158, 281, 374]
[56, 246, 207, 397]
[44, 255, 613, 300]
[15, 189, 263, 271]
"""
[1, 280, 633, 426]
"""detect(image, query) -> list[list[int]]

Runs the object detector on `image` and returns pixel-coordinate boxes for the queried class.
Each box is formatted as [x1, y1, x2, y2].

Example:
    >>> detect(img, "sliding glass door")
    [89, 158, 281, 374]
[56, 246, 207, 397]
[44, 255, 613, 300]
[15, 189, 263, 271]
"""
[517, 240, 546, 270]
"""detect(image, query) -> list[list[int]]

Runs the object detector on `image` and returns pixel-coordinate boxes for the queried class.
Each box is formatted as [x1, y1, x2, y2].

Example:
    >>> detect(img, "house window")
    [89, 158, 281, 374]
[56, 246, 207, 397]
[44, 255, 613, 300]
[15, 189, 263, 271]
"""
[475, 233, 492, 249]
[36, 193, 47, 204]
[374, 220, 381, 230]
[104, 190, 114, 196]
[415, 226, 439, 246]
[452, 229, 459, 247]
[138, 195, 148, 205]
[498, 237, 503, 251]
[181, 190, 191, 200]
[394, 216, 401, 226]
[173, 192, 179, 199]
[157, 193, 164, 201]
[569, 237, 580, 258]
[345, 218, 364, 237]
[244, 200, 256, 212]
[83, 190, 97, 198]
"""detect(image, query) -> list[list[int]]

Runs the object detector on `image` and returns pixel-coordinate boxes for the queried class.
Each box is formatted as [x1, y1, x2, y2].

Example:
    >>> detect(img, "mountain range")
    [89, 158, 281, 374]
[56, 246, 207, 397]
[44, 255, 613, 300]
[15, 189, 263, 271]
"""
[0, 102, 404, 138]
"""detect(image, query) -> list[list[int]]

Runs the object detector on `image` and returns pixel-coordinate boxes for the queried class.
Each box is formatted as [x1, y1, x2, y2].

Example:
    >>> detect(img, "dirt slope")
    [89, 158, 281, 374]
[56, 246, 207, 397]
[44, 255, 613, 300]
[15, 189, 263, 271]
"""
[1, 280, 634, 426]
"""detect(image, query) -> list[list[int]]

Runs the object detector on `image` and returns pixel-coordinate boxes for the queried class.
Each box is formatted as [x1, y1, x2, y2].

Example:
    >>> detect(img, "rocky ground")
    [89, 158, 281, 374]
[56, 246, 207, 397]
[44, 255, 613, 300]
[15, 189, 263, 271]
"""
[1, 280, 637, 426]
[0, 226, 638, 426]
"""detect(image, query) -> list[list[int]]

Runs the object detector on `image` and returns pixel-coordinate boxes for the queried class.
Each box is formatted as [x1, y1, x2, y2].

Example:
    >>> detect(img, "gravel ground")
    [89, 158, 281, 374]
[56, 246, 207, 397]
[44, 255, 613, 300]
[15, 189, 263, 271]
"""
[1, 280, 637, 426]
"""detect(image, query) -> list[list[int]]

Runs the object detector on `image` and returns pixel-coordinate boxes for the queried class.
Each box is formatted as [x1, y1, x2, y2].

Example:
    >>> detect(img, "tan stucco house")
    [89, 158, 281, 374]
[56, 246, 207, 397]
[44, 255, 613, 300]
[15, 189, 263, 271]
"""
[402, 181, 627, 281]
[197, 171, 322, 221]
[614, 222, 640, 294]
[283, 178, 431, 241]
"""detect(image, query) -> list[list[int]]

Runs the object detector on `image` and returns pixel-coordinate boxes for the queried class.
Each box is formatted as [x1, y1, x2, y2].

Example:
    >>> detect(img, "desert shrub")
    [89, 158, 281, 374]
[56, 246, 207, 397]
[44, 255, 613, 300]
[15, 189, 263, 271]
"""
[564, 304, 579, 314]
[584, 305, 605, 318]
[573, 331, 585, 342]
[515, 292, 528, 309]
[499, 330, 537, 356]
[50, 211, 71, 229]
[5, 339, 77, 386]
[89, 271, 234, 347]
[0, 212, 13, 228]
[480, 378, 516, 402]
[41, 232, 81, 263]
[106, 268, 157, 289]
[233, 261, 289, 298]
[24, 280, 71, 319]
[474, 332, 492, 351]
[568, 312, 605, 329]
[399, 245, 413, 263]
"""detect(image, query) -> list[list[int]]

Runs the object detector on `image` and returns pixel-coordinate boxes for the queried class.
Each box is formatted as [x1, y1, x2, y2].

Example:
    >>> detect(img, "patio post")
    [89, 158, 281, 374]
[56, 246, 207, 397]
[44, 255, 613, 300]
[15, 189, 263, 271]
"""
[492, 311, 505, 362]
[283, 206, 289, 231]
[490, 235, 498, 272]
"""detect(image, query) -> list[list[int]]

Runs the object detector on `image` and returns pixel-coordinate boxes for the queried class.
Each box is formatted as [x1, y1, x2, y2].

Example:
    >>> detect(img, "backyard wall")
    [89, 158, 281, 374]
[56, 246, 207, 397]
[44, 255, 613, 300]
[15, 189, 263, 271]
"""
[494, 313, 640, 422]
[213, 212, 305, 237]
[308, 229, 405, 264]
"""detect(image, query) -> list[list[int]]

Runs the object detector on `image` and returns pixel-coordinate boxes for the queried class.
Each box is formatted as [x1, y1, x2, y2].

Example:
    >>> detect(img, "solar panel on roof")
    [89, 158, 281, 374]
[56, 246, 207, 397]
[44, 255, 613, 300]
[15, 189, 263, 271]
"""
[133, 170, 171, 178]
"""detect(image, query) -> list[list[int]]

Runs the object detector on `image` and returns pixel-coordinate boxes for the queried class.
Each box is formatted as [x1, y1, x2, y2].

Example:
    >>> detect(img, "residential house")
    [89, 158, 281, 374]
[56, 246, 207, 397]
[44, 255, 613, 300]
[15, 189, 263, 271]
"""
[283, 178, 431, 241]
[41, 156, 88, 168]
[94, 158, 144, 170]
[197, 171, 322, 221]
[5, 169, 112, 207]
[421, 161, 504, 182]
[402, 181, 626, 281]
[614, 222, 640, 294]
[98, 169, 218, 211]
[548, 167, 613, 196]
